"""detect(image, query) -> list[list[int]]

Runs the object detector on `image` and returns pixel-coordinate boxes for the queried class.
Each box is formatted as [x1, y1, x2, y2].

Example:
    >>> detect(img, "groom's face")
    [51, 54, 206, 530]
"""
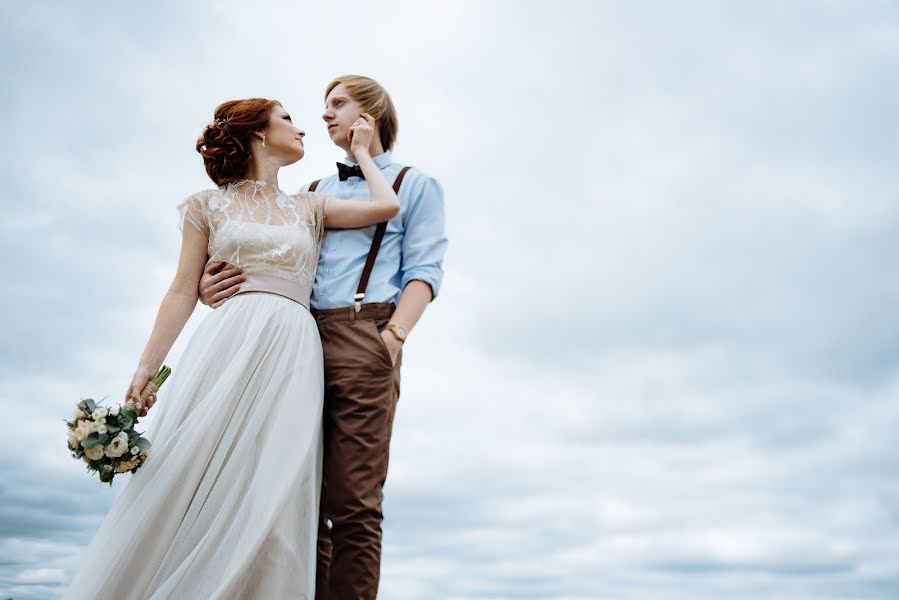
[323, 84, 364, 148]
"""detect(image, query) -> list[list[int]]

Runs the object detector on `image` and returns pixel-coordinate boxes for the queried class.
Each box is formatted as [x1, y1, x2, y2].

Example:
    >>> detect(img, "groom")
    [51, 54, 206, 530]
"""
[197, 75, 447, 599]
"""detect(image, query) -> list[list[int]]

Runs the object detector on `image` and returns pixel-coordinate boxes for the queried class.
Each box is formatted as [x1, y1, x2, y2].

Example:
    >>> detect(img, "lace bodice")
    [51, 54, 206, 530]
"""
[177, 181, 331, 291]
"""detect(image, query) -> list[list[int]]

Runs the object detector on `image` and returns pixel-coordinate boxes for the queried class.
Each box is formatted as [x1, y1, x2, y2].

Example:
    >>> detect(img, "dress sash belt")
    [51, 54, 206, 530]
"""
[234, 273, 310, 309]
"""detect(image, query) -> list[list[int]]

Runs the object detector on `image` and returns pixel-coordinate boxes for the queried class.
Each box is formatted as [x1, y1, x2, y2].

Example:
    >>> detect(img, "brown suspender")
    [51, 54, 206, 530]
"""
[308, 165, 412, 312]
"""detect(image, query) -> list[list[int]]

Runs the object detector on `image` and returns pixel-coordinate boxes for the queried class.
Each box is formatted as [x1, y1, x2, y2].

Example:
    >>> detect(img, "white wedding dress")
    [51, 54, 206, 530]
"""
[64, 181, 332, 599]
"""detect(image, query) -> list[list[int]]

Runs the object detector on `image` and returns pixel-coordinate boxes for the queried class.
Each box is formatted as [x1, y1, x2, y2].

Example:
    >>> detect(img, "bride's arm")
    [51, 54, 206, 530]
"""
[322, 113, 400, 228]
[125, 222, 208, 406]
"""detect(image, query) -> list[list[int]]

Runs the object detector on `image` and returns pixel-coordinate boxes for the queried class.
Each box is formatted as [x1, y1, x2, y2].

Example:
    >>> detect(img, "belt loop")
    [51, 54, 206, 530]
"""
[348, 306, 356, 322]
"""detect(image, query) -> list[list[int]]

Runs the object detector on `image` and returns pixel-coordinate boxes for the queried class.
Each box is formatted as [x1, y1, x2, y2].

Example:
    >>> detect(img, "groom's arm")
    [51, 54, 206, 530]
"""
[386, 280, 435, 333]
[398, 174, 447, 303]
[379, 174, 447, 359]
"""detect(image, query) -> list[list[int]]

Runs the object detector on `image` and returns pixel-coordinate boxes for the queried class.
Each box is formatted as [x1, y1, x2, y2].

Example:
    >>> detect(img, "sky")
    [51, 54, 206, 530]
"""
[2, 1, 899, 598]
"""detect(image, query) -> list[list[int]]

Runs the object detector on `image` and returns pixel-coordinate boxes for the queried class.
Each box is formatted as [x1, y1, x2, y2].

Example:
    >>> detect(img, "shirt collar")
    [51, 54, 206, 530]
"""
[341, 151, 392, 170]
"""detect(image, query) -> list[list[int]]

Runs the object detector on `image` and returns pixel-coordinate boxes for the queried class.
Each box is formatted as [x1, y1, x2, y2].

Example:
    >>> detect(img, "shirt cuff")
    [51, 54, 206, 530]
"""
[401, 268, 442, 301]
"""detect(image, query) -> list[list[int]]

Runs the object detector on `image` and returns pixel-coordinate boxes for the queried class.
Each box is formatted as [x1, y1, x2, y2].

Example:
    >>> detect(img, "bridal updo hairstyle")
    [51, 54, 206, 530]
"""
[196, 98, 280, 187]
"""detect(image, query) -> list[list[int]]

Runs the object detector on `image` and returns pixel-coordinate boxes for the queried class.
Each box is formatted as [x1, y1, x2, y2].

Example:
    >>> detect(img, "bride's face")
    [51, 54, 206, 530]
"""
[263, 105, 305, 165]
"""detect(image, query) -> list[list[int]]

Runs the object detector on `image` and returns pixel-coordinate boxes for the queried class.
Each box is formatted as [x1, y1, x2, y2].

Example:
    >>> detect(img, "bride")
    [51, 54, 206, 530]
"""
[63, 98, 399, 599]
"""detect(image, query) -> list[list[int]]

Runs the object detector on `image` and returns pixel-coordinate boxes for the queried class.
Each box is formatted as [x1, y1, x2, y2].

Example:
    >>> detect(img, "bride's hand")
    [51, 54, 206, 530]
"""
[348, 113, 376, 155]
[126, 366, 158, 417]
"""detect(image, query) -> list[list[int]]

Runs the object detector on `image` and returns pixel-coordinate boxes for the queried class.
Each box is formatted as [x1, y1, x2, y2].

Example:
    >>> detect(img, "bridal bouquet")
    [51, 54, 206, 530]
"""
[66, 366, 171, 485]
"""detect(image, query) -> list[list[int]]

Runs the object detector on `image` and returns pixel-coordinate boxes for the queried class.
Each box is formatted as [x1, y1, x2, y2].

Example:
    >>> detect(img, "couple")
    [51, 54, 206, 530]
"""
[63, 75, 447, 599]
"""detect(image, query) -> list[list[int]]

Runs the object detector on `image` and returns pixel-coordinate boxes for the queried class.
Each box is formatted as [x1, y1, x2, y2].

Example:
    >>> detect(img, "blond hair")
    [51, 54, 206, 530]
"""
[326, 75, 399, 151]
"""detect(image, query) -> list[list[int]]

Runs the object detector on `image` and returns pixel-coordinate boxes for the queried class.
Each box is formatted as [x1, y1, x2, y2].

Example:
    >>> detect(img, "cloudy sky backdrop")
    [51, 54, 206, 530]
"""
[2, 1, 898, 598]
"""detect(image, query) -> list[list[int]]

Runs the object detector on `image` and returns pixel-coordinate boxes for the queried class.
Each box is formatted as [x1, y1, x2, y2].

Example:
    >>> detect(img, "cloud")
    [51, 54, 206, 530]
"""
[2, 1, 899, 598]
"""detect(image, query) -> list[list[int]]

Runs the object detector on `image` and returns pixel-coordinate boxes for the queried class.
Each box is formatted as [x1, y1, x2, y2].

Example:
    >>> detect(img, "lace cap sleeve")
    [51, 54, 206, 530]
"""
[295, 192, 333, 247]
[176, 191, 211, 236]
[312, 192, 331, 232]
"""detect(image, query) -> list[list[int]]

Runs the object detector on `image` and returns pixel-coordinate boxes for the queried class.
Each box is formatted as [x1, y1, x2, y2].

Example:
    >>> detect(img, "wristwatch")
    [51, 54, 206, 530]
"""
[385, 323, 408, 343]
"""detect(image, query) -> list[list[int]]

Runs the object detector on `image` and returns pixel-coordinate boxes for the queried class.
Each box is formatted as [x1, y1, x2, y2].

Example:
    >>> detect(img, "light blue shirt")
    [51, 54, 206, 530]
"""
[299, 152, 447, 310]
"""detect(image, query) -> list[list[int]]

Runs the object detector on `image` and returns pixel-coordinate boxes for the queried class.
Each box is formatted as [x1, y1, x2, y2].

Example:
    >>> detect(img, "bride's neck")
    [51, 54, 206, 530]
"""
[244, 160, 279, 189]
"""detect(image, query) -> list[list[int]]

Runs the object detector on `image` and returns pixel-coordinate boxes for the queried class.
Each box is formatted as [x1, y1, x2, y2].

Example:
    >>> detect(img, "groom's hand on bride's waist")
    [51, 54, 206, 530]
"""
[199, 262, 246, 309]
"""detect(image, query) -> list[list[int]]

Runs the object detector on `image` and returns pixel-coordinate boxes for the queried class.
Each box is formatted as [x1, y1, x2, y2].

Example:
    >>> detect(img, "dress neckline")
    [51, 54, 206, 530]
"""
[232, 179, 282, 191]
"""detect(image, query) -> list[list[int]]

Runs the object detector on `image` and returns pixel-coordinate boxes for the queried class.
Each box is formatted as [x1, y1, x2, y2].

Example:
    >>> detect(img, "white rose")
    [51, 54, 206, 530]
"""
[109, 405, 120, 416]
[105, 432, 130, 458]
[74, 420, 94, 441]
[84, 445, 104, 461]
[97, 425, 108, 435]
[91, 407, 108, 420]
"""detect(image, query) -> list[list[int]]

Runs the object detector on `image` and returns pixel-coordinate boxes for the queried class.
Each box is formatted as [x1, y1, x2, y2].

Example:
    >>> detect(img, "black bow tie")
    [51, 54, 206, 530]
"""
[337, 163, 365, 181]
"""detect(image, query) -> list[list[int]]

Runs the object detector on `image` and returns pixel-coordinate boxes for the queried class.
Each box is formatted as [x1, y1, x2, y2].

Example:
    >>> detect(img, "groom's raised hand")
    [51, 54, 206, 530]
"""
[198, 261, 245, 308]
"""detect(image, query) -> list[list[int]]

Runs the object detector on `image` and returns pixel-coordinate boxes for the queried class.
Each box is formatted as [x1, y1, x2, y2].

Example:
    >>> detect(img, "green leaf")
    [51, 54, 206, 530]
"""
[135, 437, 151, 451]
[121, 406, 137, 421]
[99, 464, 114, 484]
[97, 434, 109, 445]
[81, 433, 100, 448]
[120, 411, 135, 429]
[106, 424, 120, 434]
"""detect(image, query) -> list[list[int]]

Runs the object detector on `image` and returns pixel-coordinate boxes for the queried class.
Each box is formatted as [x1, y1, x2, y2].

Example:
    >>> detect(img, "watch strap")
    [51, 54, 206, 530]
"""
[386, 323, 407, 342]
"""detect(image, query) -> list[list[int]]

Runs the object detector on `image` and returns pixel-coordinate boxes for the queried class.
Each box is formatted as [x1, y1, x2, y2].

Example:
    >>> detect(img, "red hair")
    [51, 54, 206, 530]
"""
[196, 98, 279, 186]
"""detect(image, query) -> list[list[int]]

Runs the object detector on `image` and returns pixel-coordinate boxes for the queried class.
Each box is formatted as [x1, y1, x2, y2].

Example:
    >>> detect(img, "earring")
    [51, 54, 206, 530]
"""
[261, 133, 266, 149]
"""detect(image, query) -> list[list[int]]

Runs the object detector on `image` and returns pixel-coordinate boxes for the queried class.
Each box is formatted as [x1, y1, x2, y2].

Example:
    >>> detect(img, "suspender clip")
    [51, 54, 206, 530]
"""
[354, 292, 365, 313]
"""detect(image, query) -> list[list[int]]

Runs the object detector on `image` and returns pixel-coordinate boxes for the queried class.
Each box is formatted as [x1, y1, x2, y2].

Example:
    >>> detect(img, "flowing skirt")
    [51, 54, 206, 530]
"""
[64, 293, 324, 599]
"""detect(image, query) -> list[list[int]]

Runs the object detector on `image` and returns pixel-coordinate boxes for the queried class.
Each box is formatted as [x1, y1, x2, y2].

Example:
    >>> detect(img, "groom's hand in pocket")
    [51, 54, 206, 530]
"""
[199, 262, 245, 308]
[380, 330, 403, 367]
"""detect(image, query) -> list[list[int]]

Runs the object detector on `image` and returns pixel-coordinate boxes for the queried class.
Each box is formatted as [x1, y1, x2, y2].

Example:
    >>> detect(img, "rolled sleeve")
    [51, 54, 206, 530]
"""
[400, 174, 448, 300]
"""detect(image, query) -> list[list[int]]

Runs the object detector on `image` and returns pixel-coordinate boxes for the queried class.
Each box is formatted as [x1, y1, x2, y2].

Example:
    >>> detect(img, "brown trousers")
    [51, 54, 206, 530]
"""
[311, 302, 402, 600]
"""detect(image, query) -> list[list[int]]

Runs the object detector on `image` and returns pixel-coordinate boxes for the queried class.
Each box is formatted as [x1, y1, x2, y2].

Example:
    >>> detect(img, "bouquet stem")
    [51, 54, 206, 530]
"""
[128, 365, 172, 410]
